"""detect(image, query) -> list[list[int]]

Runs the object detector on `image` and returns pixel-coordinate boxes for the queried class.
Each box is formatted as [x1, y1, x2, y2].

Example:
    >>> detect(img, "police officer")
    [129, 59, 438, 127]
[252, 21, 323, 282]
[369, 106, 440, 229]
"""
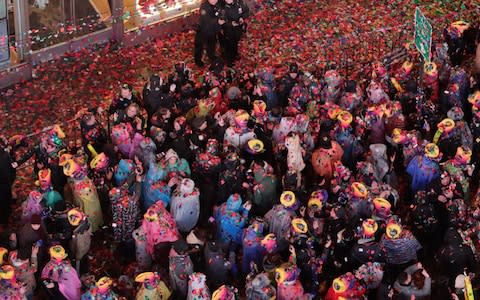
[219, 0, 250, 67]
[194, 0, 223, 67]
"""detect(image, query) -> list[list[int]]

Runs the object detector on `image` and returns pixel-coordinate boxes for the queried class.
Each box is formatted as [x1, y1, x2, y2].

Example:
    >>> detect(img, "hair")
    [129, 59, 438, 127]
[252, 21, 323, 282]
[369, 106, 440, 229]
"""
[127, 103, 140, 113]
[398, 272, 410, 285]
[412, 269, 426, 289]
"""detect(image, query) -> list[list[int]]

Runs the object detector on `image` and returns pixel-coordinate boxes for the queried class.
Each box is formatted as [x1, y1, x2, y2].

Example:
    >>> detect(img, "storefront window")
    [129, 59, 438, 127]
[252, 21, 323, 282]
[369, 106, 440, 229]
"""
[123, 0, 200, 32]
[28, 0, 111, 51]
[0, 0, 9, 67]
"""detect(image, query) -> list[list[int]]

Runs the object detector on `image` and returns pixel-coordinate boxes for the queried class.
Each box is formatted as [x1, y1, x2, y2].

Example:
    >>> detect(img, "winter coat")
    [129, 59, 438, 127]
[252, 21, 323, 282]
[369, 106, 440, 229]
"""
[215, 194, 249, 245]
[170, 179, 200, 233]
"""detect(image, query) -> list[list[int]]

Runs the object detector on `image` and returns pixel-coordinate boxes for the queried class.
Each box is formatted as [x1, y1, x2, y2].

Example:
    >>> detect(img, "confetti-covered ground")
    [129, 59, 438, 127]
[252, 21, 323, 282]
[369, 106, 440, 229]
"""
[2, 0, 478, 198]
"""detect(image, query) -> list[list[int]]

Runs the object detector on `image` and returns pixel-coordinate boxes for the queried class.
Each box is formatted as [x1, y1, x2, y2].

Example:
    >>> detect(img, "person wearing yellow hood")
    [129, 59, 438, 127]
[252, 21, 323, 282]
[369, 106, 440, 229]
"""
[135, 272, 172, 300]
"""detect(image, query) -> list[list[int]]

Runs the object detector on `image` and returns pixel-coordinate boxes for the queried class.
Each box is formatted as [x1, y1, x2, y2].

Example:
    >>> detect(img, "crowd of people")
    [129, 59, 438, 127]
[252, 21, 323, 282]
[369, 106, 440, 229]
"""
[0, 3, 479, 300]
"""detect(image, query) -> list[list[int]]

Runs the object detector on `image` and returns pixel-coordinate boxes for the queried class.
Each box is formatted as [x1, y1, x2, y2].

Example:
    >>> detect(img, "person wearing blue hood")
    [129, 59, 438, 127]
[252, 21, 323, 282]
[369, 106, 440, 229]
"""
[215, 193, 251, 247]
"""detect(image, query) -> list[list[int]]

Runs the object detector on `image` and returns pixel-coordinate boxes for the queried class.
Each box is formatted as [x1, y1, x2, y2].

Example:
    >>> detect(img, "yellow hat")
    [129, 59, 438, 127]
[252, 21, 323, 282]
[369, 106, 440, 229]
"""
[144, 207, 159, 222]
[0, 265, 14, 280]
[247, 139, 265, 153]
[337, 111, 353, 128]
[135, 272, 158, 283]
[58, 153, 73, 167]
[90, 152, 109, 171]
[291, 218, 308, 234]
[49, 245, 67, 260]
[52, 124, 66, 139]
[392, 128, 407, 144]
[67, 208, 84, 226]
[0, 247, 7, 265]
[455, 146, 472, 164]
[362, 219, 378, 237]
[401, 61, 413, 74]
[450, 21, 470, 35]
[280, 191, 296, 208]
[308, 198, 322, 210]
[424, 143, 440, 159]
[328, 107, 343, 120]
[373, 197, 391, 212]
[96, 276, 113, 289]
[332, 276, 348, 293]
[424, 62, 438, 77]
[212, 285, 235, 300]
[351, 182, 368, 198]
[437, 118, 455, 133]
[253, 100, 267, 117]
[386, 221, 402, 239]
[63, 159, 80, 177]
[38, 168, 52, 186]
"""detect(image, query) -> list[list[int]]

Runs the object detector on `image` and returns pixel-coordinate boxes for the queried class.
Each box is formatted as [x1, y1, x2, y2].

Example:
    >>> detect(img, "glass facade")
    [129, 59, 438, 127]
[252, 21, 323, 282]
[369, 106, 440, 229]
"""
[28, 0, 110, 50]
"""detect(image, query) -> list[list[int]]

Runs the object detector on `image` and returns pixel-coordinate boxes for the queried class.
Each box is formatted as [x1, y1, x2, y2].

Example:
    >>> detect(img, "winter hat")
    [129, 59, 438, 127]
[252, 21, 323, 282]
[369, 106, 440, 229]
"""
[385, 220, 402, 239]
[0, 265, 14, 280]
[253, 100, 267, 118]
[227, 86, 242, 100]
[447, 107, 465, 121]
[114, 159, 135, 184]
[308, 198, 323, 210]
[0, 247, 8, 265]
[392, 128, 408, 144]
[97, 277, 113, 290]
[58, 153, 73, 166]
[280, 191, 296, 208]
[437, 118, 455, 134]
[246, 139, 265, 154]
[455, 146, 472, 164]
[351, 182, 368, 198]
[448, 21, 470, 38]
[362, 219, 378, 237]
[212, 285, 237, 300]
[30, 214, 42, 225]
[275, 264, 299, 284]
[164, 149, 179, 162]
[310, 189, 328, 202]
[424, 62, 438, 78]
[90, 152, 109, 172]
[291, 218, 308, 234]
[373, 198, 392, 218]
[328, 106, 343, 120]
[337, 111, 353, 128]
[67, 208, 84, 226]
[37, 169, 52, 189]
[49, 245, 67, 260]
[401, 61, 413, 75]
[144, 206, 159, 222]
[62, 158, 80, 177]
[261, 233, 277, 253]
[424, 143, 440, 159]
[135, 272, 159, 283]
[179, 178, 195, 194]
